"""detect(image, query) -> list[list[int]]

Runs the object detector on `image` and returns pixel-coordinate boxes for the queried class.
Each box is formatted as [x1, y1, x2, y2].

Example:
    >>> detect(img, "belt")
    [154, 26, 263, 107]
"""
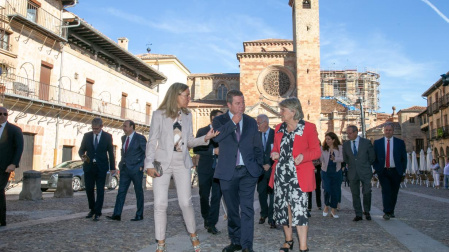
[385, 167, 395, 169]
[235, 165, 245, 169]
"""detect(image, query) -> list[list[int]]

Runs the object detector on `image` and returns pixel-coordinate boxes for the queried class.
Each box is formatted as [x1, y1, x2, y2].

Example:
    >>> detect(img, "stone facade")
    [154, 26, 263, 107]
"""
[0, 1, 166, 180]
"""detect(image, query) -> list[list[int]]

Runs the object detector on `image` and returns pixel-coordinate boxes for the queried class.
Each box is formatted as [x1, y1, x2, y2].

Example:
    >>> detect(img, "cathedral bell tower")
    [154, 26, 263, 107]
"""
[290, 0, 321, 125]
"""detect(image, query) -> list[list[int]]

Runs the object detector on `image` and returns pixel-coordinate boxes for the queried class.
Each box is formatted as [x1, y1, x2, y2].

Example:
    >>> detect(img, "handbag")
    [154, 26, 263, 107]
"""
[153, 160, 163, 176]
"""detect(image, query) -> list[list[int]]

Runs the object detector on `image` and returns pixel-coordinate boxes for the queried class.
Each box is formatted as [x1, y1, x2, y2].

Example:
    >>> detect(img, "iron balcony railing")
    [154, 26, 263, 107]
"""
[4, 0, 63, 37]
[0, 74, 150, 124]
[432, 102, 439, 114]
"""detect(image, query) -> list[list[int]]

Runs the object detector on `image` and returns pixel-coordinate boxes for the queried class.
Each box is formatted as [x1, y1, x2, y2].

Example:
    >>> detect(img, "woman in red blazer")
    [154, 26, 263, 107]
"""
[269, 98, 321, 252]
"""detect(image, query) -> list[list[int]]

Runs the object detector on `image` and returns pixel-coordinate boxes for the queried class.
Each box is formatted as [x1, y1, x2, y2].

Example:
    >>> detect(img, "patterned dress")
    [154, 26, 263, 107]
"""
[273, 120, 309, 226]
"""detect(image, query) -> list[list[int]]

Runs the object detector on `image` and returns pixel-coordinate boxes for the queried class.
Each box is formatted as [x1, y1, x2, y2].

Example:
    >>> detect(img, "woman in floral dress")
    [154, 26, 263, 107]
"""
[269, 97, 321, 252]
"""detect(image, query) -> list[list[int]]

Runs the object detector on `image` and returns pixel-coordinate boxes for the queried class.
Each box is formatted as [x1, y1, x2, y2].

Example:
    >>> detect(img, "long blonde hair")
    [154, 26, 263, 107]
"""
[158, 82, 190, 119]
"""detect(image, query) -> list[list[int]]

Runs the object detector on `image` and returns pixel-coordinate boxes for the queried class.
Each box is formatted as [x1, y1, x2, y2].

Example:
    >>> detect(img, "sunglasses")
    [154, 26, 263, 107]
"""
[0, 113, 7, 116]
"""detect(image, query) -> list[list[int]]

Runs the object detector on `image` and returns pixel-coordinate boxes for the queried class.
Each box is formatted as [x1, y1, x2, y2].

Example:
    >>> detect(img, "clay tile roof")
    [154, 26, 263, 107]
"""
[136, 53, 177, 60]
[398, 106, 427, 112]
[321, 99, 348, 113]
[188, 100, 227, 108]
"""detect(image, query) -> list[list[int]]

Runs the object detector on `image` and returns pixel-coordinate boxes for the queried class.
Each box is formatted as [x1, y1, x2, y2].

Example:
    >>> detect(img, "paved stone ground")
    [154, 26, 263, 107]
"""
[2, 182, 448, 252]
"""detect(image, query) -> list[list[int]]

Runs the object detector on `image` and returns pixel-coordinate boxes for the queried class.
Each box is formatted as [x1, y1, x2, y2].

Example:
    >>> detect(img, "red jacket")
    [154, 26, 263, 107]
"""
[269, 122, 321, 192]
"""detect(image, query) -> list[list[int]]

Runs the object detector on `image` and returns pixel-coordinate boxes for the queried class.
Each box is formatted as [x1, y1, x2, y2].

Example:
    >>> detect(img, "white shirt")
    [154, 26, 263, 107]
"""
[444, 163, 449, 175]
[228, 111, 244, 165]
[384, 137, 396, 168]
[0, 121, 6, 139]
[123, 131, 135, 150]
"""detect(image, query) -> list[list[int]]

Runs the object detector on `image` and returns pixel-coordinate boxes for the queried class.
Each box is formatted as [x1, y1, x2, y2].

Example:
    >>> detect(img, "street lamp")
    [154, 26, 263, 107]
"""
[357, 96, 366, 138]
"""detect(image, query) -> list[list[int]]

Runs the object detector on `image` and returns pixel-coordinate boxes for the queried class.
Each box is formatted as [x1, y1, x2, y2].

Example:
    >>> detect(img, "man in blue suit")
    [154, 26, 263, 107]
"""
[79, 117, 116, 221]
[194, 109, 223, 234]
[373, 123, 407, 220]
[0, 106, 23, 227]
[212, 90, 263, 252]
[107, 120, 147, 221]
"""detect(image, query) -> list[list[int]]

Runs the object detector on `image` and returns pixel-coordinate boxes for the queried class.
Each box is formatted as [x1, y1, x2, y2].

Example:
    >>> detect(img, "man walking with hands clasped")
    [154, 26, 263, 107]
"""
[343, 125, 375, 222]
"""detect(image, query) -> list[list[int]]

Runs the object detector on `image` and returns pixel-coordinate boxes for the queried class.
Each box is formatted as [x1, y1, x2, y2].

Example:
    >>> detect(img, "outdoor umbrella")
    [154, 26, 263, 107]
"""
[411, 151, 418, 174]
[426, 147, 433, 172]
[419, 149, 426, 173]
[407, 152, 412, 174]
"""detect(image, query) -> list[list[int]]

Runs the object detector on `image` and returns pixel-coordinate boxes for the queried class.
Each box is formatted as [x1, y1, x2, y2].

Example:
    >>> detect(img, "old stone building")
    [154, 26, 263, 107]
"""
[421, 71, 449, 166]
[0, 0, 166, 181]
[183, 0, 383, 141]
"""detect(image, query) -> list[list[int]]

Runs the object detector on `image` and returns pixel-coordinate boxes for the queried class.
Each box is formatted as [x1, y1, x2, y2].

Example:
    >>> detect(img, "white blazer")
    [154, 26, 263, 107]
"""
[320, 145, 344, 172]
[144, 110, 209, 171]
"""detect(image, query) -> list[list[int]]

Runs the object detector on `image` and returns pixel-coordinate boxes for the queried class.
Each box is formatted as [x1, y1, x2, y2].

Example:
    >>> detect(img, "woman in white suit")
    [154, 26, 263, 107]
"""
[320, 132, 344, 218]
[145, 83, 218, 252]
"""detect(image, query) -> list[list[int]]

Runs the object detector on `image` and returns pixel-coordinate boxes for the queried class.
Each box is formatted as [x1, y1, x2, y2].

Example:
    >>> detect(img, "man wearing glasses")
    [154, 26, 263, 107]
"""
[0, 106, 24, 227]
[79, 117, 116, 221]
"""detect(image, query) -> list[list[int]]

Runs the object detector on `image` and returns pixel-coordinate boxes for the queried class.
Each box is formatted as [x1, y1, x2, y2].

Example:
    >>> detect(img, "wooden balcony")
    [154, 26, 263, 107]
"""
[1, 74, 150, 124]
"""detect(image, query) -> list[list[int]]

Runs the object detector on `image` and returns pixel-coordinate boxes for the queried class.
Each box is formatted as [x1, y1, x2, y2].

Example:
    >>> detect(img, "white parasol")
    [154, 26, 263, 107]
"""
[419, 149, 426, 173]
[411, 151, 418, 174]
[406, 152, 412, 174]
[426, 147, 433, 172]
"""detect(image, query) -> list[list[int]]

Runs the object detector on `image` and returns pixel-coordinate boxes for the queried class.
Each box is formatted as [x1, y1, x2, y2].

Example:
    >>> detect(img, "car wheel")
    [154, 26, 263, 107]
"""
[108, 177, 118, 190]
[72, 177, 81, 192]
[41, 188, 48, 192]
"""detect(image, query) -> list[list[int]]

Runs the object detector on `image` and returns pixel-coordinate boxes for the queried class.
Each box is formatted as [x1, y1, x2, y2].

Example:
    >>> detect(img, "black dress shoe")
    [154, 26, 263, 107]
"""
[207, 226, 220, 235]
[106, 215, 121, 221]
[204, 220, 210, 230]
[364, 212, 372, 221]
[93, 215, 100, 221]
[258, 216, 266, 224]
[0, 222, 6, 227]
[383, 214, 391, 220]
[222, 243, 242, 252]
[390, 213, 395, 218]
[130, 216, 143, 221]
[242, 249, 254, 252]
[86, 211, 95, 218]
[269, 221, 277, 229]
[353, 216, 363, 221]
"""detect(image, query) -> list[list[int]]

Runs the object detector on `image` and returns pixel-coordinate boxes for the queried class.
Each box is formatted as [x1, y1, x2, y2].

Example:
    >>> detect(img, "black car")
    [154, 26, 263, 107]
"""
[40, 160, 119, 192]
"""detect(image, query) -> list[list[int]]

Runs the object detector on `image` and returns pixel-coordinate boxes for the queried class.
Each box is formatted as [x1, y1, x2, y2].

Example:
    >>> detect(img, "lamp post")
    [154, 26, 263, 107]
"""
[357, 96, 366, 138]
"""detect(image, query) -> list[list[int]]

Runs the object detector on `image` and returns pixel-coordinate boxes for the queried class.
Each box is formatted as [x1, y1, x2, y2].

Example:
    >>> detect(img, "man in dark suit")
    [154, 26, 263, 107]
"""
[194, 109, 223, 234]
[107, 120, 147, 221]
[255, 114, 275, 229]
[212, 90, 263, 252]
[373, 123, 407, 220]
[0, 106, 23, 227]
[79, 117, 116, 221]
[343, 125, 375, 222]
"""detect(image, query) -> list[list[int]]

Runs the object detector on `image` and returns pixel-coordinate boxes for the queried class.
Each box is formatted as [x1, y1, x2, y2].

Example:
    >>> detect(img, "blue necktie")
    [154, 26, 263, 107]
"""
[94, 134, 99, 150]
[263, 132, 267, 150]
[352, 141, 357, 156]
[236, 122, 240, 165]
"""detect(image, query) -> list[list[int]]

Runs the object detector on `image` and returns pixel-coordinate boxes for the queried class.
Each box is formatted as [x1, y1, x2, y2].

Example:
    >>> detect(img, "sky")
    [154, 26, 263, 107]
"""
[69, 0, 449, 113]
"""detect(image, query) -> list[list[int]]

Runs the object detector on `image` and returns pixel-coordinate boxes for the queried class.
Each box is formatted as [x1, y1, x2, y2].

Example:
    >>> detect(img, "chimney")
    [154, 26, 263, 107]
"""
[118, 37, 129, 50]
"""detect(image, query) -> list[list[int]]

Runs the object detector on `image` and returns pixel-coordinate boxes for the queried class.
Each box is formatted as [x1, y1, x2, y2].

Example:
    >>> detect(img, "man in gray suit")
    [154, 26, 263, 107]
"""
[343, 125, 375, 221]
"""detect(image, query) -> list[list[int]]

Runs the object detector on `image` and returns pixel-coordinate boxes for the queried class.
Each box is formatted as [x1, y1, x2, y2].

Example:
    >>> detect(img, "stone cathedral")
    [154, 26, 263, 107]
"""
[185, 0, 383, 140]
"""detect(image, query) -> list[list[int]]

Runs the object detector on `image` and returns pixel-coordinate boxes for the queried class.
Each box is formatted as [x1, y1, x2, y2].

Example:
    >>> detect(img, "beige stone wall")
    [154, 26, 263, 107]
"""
[187, 76, 239, 101]
[243, 42, 293, 53]
[292, 0, 321, 127]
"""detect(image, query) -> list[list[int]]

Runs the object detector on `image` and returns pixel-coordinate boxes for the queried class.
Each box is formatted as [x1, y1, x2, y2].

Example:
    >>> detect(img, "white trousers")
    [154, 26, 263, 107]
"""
[433, 173, 440, 187]
[153, 152, 196, 240]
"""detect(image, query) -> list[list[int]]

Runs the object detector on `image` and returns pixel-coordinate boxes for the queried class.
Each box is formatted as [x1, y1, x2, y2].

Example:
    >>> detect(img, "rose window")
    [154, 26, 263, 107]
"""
[263, 70, 291, 97]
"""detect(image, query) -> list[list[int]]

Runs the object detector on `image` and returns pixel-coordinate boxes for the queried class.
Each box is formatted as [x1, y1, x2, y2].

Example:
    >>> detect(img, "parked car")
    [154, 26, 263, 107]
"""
[40, 160, 119, 192]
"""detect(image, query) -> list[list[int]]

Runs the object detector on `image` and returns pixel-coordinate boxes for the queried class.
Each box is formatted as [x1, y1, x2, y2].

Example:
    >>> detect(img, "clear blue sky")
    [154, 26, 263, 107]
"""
[70, 0, 449, 113]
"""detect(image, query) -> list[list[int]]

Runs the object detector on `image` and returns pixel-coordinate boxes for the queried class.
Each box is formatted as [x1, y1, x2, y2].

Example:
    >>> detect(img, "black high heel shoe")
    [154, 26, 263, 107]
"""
[299, 248, 309, 252]
[279, 240, 294, 251]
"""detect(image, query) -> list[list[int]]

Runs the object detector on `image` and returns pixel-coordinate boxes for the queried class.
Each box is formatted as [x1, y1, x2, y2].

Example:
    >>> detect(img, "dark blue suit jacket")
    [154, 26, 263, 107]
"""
[373, 137, 407, 176]
[78, 131, 115, 173]
[261, 128, 275, 168]
[0, 122, 23, 171]
[212, 112, 263, 180]
[118, 132, 147, 173]
[193, 125, 219, 175]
